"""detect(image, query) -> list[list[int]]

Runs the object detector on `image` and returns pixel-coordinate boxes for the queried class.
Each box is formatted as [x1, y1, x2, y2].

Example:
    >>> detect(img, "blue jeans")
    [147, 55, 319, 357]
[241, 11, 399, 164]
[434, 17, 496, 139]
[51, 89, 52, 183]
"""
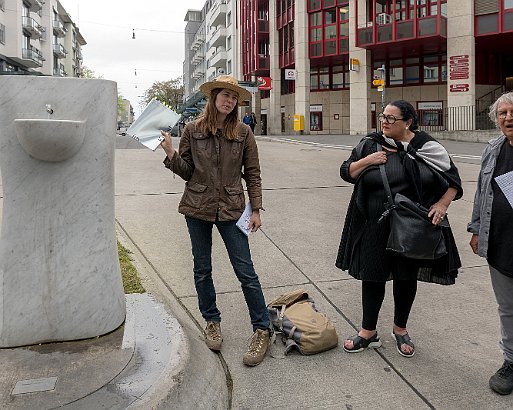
[185, 216, 270, 331]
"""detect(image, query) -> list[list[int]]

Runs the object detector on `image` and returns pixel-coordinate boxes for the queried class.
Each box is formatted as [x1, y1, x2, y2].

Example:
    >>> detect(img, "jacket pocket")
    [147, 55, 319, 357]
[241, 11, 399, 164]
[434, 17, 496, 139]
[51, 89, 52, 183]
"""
[192, 133, 209, 150]
[183, 182, 208, 209]
[480, 163, 494, 195]
[224, 185, 244, 210]
[231, 138, 244, 157]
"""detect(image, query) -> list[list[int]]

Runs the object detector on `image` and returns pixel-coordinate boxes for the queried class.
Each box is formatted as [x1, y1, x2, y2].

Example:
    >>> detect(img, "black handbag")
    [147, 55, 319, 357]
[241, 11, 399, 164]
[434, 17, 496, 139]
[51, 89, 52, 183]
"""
[377, 145, 448, 260]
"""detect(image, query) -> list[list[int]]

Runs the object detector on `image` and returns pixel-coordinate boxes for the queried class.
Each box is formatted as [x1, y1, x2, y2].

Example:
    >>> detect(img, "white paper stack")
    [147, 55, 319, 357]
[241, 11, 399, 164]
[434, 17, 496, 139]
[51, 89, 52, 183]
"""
[127, 99, 181, 151]
[236, 202, 253, 236]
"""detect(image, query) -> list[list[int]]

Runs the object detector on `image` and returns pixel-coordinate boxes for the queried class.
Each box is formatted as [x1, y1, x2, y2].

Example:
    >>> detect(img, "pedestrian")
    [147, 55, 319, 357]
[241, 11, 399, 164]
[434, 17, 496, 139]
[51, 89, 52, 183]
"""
[468, 92, 513, 395]
[243, 112, 253, 131]
[250, 112, 257, 133]
[159, 75, 271, 367]
[336, 100, 462, 357]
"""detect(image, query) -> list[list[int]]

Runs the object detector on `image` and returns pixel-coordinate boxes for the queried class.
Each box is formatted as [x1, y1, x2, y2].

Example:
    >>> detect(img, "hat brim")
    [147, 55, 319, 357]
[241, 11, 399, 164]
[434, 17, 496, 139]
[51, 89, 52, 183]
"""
[200, 81, 252, 101]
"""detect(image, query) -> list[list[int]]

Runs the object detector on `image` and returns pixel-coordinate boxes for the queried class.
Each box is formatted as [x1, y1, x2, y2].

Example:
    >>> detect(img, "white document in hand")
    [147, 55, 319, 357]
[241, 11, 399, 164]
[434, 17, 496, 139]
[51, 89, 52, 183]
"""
[126, 99, 181, 151]
[236, 202, 253, 236]
[495, 170, 513, 210]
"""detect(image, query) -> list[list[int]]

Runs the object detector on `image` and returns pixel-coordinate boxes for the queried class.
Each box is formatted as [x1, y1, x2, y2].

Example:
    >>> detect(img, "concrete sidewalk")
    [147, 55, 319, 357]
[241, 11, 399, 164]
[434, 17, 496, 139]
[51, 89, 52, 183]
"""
[1, 134, 510, 409]
[113, 135, 511, 409]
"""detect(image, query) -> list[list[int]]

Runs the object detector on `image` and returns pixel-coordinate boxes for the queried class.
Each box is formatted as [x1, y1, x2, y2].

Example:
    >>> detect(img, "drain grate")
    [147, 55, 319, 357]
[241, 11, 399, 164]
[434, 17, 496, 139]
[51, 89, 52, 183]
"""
[12, 377, 58, 395]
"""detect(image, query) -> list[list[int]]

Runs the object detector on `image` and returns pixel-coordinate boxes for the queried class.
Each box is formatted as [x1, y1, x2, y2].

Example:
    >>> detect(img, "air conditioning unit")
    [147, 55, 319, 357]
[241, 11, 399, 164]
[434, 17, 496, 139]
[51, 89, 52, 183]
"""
[217, 68, 226, 75]
[377, 13, 392, 25]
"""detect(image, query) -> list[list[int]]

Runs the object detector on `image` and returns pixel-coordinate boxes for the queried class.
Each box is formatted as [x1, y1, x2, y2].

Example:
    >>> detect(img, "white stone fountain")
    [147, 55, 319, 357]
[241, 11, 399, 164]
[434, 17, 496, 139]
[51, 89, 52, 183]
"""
[0, 76, 126, 347]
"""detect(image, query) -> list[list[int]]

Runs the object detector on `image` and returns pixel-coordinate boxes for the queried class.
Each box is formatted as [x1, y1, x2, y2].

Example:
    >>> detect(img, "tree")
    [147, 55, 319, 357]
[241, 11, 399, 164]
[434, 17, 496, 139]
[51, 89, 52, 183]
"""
[80, 65, 103, 79]
[142, 77, 184, 110]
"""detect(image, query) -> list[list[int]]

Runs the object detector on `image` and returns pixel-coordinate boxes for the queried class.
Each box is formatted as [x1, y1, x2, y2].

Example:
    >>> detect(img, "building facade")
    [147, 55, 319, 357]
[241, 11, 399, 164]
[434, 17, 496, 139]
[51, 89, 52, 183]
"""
[0, 0, 85, 77]
[182, 0, 512, 136]
[183, 0, 242, 118]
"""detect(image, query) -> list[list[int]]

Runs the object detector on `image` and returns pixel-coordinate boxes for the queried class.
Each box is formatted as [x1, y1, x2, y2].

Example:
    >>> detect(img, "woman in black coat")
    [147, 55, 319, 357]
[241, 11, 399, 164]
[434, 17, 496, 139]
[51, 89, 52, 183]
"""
[336, 100, 462, 357]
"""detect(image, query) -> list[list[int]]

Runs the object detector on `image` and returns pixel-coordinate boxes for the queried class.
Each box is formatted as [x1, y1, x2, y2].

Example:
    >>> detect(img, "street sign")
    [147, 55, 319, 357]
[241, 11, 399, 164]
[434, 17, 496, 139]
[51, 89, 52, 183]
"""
[372, 79, 384, 86]
[377, 86, 384, 92]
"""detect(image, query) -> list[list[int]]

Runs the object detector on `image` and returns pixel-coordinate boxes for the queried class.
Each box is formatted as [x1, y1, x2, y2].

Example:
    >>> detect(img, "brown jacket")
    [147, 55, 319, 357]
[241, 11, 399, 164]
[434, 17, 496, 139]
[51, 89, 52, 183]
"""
[164, 121, 262, 222]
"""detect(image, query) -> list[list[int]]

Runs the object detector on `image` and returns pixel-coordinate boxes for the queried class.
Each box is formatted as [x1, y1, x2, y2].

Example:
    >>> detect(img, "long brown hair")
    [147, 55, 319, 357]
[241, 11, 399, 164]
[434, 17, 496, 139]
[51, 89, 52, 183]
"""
[195, 88, 241, 140]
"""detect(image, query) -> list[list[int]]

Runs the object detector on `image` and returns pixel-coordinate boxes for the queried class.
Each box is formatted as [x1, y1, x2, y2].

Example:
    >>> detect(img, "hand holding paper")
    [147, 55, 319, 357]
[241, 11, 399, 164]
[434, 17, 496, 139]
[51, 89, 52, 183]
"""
[126, 99, 181, 151]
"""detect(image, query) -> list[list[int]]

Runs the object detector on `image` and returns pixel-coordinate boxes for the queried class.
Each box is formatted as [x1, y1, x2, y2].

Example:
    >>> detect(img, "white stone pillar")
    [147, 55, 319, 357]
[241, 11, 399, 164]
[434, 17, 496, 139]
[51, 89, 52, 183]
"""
[0, 76, 126, 347]
[294, 0, 310, 134]
[349, 0, 372, 135]
[446, 1, 476, 130]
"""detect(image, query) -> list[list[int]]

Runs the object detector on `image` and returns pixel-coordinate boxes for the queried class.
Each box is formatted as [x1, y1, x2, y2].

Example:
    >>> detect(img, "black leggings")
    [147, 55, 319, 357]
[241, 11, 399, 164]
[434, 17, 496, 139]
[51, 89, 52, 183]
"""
[361, 280, 417, 331]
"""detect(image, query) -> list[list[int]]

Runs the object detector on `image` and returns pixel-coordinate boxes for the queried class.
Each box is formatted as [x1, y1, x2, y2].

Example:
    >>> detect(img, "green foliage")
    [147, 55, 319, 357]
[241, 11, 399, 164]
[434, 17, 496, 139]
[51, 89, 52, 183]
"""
[118, 241, 145, 294]
[117, 93, 125, 120]
[142, 77, 184, 110]
[80, 65, 103, 79]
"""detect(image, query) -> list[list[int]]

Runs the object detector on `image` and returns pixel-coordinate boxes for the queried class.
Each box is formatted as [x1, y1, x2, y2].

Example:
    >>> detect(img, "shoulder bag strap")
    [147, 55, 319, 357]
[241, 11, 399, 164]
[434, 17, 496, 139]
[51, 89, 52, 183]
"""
[377, 143, 395, 224]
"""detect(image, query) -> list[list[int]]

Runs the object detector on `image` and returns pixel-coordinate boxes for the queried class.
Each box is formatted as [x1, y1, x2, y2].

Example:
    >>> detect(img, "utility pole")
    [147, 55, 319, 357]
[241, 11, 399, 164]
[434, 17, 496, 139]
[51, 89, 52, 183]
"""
[378, 64, 385, 112]
[372, 64, 386, 112]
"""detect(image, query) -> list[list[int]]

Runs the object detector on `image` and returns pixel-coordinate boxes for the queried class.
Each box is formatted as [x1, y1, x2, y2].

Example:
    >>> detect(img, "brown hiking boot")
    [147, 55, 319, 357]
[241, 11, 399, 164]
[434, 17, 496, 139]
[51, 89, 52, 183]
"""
[204, 321, 222, 351]
[243, 329, 270, 366]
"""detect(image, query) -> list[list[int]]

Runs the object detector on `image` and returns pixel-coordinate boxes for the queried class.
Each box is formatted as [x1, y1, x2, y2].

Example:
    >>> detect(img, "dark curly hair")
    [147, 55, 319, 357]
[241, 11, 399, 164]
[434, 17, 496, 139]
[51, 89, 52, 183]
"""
[389, 100, 419, 131]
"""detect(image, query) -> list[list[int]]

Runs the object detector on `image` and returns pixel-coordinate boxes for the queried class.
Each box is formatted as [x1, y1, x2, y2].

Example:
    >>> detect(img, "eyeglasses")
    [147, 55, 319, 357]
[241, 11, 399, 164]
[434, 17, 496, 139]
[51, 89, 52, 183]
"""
[378, 113, 405, 124]
[498, 111, 513, 120]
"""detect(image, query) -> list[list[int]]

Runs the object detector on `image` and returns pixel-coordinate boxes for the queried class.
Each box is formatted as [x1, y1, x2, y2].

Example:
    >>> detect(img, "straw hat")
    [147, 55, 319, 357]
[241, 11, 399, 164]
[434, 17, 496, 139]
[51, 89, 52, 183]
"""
[199, 75, 251, 101]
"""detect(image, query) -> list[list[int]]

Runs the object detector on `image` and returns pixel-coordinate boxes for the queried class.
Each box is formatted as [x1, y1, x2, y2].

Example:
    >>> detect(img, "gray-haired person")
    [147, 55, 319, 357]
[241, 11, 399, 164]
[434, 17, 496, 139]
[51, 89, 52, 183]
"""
[468, 92, 513, 395]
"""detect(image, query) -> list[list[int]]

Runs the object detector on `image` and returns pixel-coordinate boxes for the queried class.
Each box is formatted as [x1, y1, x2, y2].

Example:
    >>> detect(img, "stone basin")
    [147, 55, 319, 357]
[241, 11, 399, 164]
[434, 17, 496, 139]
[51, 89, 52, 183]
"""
[14, 118, 86, 162]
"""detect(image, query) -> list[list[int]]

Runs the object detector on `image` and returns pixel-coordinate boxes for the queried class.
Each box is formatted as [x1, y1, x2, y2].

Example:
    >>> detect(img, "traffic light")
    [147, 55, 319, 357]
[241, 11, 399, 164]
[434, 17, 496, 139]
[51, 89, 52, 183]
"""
[372, 79, 384, 86]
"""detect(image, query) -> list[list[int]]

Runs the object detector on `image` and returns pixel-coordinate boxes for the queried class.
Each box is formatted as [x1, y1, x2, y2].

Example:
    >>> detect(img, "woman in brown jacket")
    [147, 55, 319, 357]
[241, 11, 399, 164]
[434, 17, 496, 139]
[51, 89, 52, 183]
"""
[160, 76, 270, 367]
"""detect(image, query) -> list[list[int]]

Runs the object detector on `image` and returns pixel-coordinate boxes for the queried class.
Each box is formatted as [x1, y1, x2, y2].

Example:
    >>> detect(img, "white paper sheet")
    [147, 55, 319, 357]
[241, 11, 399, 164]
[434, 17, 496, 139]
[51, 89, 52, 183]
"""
[495, 170, 513, 210]
[126, 99, 180, 151]
[236, 202, 253, 236]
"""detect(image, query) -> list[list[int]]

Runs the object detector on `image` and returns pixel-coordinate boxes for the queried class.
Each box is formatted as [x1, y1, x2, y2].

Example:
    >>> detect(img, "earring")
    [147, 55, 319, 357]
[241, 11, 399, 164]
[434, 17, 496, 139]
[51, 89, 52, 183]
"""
[406, 126, 409, 129]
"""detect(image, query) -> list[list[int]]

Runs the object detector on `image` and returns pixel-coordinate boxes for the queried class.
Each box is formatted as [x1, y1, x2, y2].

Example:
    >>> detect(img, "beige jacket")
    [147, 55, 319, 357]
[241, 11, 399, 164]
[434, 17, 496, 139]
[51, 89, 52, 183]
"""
[164, 121, 262, 222]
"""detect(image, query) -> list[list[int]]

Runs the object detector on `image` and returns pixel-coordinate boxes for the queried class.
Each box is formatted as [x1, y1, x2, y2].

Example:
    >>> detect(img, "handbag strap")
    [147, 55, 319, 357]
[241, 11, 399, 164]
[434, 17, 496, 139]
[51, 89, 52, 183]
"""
[376, 143, 393, 207]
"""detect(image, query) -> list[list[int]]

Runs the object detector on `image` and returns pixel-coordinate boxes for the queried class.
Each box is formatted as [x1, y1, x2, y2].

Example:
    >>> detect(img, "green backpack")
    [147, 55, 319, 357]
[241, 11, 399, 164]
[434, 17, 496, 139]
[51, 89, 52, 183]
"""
[267, 289, 339, 355]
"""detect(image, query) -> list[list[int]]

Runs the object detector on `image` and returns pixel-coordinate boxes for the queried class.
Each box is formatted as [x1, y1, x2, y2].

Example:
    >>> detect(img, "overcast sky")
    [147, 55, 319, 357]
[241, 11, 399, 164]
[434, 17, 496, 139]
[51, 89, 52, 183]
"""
[60, 0, 205, 115]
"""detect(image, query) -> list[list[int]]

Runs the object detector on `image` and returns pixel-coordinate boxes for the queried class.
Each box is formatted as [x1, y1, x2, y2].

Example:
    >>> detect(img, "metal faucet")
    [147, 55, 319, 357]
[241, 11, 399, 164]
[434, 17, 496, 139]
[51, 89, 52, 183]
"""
[45, 104, 54, 115]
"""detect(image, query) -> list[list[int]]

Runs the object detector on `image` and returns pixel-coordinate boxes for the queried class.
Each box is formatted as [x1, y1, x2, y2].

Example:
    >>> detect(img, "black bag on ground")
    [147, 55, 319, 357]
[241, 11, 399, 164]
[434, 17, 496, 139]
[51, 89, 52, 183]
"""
[385, 192, 448, 260]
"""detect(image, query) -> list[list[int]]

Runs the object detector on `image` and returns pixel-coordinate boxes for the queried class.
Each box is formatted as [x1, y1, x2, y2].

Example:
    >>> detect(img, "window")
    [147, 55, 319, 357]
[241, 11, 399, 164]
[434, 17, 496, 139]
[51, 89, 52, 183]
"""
[477, 14, 499, 34]
[227, 35, 231, 50]
[0, 0, 4, 11]
[308, 0, 321, 11]
[506, 0, 513, 9]
[227, 60, 231, 74]
[227, 11, 231, 27]
[310, 112, 323, 131]
[309, 2, 349, 58]
[0, 23, 4, 44]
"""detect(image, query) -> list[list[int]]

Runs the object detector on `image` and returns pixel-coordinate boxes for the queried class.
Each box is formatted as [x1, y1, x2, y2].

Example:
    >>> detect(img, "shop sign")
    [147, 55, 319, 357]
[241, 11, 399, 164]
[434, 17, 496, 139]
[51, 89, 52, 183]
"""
[418, 102, 443, 110]
[285, 69, 296, 80]
[310, 105, 323, 112]
[449, 54, 469, 93]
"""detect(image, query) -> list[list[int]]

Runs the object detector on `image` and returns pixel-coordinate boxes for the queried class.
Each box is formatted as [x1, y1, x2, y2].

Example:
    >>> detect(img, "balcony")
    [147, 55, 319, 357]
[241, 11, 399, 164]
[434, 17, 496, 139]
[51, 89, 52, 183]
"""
[210, 27, 227, 48]
[209, 48, 227, 68]
[210, 0, 227, 27]
[26, 0, 43, 12]
[192, 66, 205, 79]
[191, 52, 204, 66]
[59, 64, 67, 77]
[53, 20, 67, 37]
[21, 47, 44, 67]
[191, 35, 204, 51]
[22, 16, 43, 39]
[53, 43, 67, 58]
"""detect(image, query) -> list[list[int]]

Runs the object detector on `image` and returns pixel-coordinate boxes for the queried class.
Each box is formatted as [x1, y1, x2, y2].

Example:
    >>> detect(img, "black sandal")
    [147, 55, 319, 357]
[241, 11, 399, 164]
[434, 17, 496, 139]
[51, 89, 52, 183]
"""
[343, 333, 381, 353]
[391, 331, 415, 357]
